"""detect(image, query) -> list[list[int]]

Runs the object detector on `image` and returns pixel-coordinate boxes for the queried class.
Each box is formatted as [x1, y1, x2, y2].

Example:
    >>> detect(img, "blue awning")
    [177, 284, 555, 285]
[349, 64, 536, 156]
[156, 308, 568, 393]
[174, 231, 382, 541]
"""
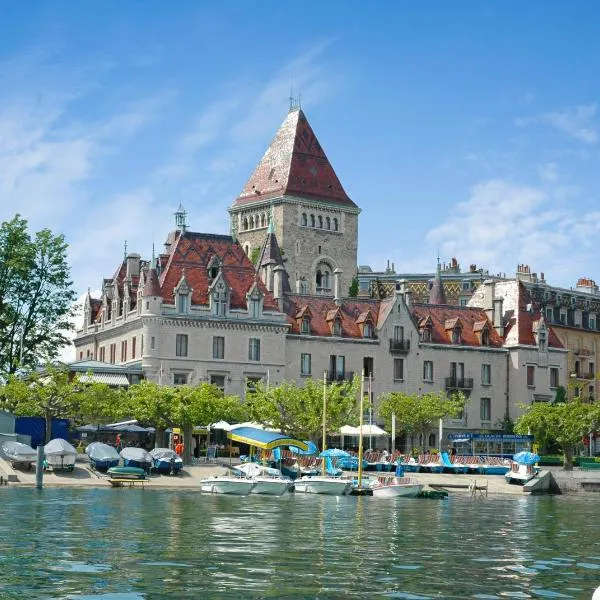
[227, 427, 308, 451]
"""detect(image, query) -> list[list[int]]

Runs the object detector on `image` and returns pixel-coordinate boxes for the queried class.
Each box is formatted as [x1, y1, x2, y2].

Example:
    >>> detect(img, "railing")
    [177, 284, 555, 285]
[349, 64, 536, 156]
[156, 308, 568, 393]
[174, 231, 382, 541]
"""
[327, 371, 355, 383]
[389, 339, 410, 354]
[445, 377, 474, 390]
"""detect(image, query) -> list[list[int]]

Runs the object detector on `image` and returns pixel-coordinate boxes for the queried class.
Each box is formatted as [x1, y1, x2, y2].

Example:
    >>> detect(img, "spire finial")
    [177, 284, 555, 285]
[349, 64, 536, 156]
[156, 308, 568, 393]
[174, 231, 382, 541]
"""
[267, 203, 275, 233]
[124, 240, 128, 259]
[288, 88, 300, 113]
[152, 243, 155, 265]
[174, 204, 188, 231]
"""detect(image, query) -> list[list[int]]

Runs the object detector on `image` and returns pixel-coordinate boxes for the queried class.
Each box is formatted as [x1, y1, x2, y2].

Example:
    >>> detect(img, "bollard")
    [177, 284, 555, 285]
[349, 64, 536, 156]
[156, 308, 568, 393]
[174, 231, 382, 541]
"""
[35, 445, 44, 489]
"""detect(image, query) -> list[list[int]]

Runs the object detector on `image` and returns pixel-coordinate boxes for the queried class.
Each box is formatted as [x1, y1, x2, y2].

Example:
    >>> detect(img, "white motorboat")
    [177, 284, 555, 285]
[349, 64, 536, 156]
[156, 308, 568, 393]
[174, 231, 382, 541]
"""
[293, 475, 352, 495]
[234, 463, 292, 495]
[504, 462, 537, 485]
[43, 438, 77, 471]
[1, 441, 37, 467]
[370, 476, 423, 498]
[200, 475, 256, 495]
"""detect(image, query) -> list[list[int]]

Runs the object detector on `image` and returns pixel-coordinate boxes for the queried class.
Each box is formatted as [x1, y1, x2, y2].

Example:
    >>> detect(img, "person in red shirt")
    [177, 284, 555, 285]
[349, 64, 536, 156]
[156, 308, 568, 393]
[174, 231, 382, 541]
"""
[175, 441, 184, 456]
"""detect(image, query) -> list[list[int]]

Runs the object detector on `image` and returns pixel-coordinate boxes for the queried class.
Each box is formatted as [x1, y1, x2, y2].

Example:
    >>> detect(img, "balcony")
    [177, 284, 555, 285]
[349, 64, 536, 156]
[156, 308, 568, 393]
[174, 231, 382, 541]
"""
[389, 339, 410, 354]
[571, 372, 595, 380]
[327, 371, 355, 383]
[445, 377, 474, 391]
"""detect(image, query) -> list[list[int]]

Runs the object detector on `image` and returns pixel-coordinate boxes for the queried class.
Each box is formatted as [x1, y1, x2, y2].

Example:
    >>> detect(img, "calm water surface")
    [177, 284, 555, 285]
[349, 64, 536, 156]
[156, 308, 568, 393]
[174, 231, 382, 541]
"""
[1, 487, 600, 599]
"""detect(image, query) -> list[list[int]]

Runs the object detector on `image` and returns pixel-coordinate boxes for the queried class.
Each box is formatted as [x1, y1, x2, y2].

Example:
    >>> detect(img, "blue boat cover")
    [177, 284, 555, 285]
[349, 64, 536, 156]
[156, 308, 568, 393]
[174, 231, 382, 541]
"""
[227, 427, 308, 451]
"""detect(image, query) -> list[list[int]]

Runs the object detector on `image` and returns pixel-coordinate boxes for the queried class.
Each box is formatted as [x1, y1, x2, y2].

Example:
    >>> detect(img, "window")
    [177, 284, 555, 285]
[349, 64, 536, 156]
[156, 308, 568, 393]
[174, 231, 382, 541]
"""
[329, 355, 346, 380]
[363, 323, 372, 338]
[246, 377, 262, 394]
[151, 336, 155, 350]
[332, 319, 342, 336]
[213, 336, 224, 360]
[248, 338, 261, 361]
[545, 307, 553, 322]
[243, 217, 248, 231]
[250, 298, 261, 319]
[146, 301, 149, 310]
[333, 218, 339, 231]
[481, 329, 490, 346]
[363, 357, 374, 378]
[423, 360, 433, 382]
[213, 291, 228, 316]
[310, 214, 315, 227]
[177, 293, 188, 313]
[210, 375, 225, 392]
[301, 353, 311, 375]
[527, 365, 535, 387]
[452, 326, 462, 344]
[450, 362, 465, 385]
[481, 364, 491, 386]
[550, 367, 559, 388]
[176, 334, 188, 357]
[132, 337, 136, 360]
[110, 344, 116, 364]
[326, 216, 331, 230]
[421, 325, 432, 342]
[301, 317, 310, 334]
[318, 215, 323, 228]
[591, 316, 597, 330]
[121, 340, 127, 362]
[393, 325, 404, 342]
[394, 358, 404, 381]
[590, 362, 595, 378]
[79, 351, 83, 360]
[173, 373, 188, 385]
[480, 398, 491, 421]
[538, 328, 547, 352]
[301, 213, 307, 226]
[462, 281, 470, 291]
[99, 346, 105, 362]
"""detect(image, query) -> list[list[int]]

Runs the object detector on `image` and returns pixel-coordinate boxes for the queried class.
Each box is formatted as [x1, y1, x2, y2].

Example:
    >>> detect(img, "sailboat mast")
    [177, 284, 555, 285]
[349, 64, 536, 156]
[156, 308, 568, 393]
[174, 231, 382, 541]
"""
[322, 371, 327, 477]
[358, 370, 365, 489]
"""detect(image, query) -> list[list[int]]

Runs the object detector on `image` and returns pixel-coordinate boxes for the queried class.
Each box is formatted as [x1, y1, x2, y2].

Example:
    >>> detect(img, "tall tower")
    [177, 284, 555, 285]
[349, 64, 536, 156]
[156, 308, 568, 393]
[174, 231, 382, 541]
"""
[228, 106, 360, 297]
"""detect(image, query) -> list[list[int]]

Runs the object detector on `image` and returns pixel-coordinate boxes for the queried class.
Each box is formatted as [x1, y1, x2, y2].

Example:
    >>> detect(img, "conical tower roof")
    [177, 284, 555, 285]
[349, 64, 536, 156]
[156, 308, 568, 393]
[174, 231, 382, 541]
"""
[256, 225, 291, 293]
[428, 260, 447, 305]
[232, 107, 356, 208]
[143, 268, 162, 297]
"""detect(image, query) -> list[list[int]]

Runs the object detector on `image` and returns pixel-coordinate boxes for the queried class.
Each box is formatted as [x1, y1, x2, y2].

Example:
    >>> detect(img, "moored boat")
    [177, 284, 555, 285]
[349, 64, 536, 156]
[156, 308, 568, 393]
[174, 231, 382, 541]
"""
[371, 476, 423, 498]
[44, 438, 77, 471]
[150, 448, 183, 474]
[293, 475, 352, 495]
[200, 475, 256, 495]
[234, 463, 292, 495]
[1, 441, 37, 467]
[86, 442, 120, 471]
[120, 447, 153, 470]
[504, 462, 536, 484]
[107, 466, 147, 480]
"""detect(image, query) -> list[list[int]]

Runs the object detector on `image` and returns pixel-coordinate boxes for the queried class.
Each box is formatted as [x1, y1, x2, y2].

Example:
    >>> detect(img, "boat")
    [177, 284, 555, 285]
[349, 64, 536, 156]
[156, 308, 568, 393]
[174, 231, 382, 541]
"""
[370, 475, 423, 498]
[1, 441, 37, 468]
[119, 447, 153, 470]
[234, 462, 292, 495]
[86, 442, 120, 471]
[43, 438, 77, 471]
[150, 448, 183, 474]
[107, 466, 147, 480]
[199, 474, 256, 495]
[504, 462, 537, 484]
[293, 475, 352, 495]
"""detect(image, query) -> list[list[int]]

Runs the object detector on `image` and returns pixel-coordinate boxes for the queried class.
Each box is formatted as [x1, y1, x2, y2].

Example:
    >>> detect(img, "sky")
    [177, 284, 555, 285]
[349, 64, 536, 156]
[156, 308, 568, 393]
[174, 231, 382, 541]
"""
[2, 0, 600, 307]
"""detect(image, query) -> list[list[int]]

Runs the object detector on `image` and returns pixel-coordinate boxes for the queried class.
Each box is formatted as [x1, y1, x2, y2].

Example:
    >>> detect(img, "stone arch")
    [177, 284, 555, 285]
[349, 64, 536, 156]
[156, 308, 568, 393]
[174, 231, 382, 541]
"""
[318, 215, 323, 228]
[243, 217, 248, 231]
[333, 217, 339, 231]
[249, 215, 255, 229]
[301, 213, 307, 226]
[326, 216, 331, 230]
[310, 214, 315, 227]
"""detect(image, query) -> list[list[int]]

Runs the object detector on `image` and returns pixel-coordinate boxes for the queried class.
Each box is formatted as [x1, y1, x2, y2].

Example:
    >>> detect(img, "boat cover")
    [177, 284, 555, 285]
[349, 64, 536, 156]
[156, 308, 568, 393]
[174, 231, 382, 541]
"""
[150, 448, 183, 463]
[44, 438, 77, 457]
[227, 427, 308, 451]
[235, 463, 282, 477]
[120, 447, 153, 463]
[86, 442, 120, 462]
[1, 441, 37, 462]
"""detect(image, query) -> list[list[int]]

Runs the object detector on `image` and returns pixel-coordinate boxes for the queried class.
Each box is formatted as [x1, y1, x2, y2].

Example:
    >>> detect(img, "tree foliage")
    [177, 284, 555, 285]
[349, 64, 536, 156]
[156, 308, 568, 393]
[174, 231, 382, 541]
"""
[246, 377, 360, 441]
[514, 399, 600, 469]
[378, 391, 467, 450]
[348, 277, 359, 297]
[0, 215, 76, 375]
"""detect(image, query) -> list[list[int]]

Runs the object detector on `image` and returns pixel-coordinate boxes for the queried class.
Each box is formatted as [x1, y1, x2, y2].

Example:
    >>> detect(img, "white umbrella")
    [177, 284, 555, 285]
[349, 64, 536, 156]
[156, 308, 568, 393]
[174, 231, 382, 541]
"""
[340, 425, 359, 435]
[229, 421, 265, 430]
[356, 424, 388, 436]
[210, 420, 232, 431]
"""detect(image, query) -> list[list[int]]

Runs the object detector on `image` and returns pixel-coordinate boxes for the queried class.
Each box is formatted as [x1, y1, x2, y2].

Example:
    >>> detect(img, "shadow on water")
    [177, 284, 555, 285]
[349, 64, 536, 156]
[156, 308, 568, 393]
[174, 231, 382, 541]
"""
[1, 488, 600, 598]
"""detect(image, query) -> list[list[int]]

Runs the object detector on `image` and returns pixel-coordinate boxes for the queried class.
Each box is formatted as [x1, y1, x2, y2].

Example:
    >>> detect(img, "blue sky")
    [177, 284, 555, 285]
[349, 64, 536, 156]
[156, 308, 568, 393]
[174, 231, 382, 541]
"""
[2, 1, 600, 300]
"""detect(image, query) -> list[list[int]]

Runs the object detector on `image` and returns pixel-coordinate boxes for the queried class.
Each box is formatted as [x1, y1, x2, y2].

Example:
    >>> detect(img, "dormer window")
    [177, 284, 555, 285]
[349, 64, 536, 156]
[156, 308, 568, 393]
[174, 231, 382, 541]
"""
[363, 323, 372, 338]
[421, 325, 432, 342]
[210, 277, 229, 317]
[207, 255, 221, 281]
[178, 293, 189, 313]
[481, 328, 490, 346]
[452, 326, 462, 344]
[473, 320, 490, 346]
[301, 317, 310, 334]
[333, 319, 342, 336]
[174, 275, 191, 314]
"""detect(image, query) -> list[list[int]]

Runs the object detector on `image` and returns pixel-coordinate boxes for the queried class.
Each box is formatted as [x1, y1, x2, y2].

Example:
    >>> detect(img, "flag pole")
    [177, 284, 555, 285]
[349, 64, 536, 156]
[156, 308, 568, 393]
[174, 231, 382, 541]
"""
[322, 371, 327, 477]
[358, 370, 365, 489]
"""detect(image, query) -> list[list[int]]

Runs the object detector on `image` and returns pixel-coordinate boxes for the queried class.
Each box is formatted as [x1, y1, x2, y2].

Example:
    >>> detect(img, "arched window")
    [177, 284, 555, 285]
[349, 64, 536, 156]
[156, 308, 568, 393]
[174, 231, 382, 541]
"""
[452, 326, 462, 344]
[316, 264, 331, 292]
[261, 214, 266, 227]
[316, 269, 322, 287]
[243, 217, 248, 231]
[301, 213, 307, 226]
[249, 216, 255, 229]
[243, 243, 250, 256]
[326, 216, 331, 230]
[318, 216, 323, 228]
[333, 218, 339, 231]
[310, 214, 315, 227]
[481, 329, 490, 346]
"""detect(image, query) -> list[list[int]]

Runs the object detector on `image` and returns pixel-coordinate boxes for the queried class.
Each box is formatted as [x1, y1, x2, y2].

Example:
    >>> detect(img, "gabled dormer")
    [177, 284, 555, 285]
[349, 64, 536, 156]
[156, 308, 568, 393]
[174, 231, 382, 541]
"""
[356, 310, 375, 339]
[326, 307, 343, 337]
[207, 255, 221, 281]
[174, 271, 192, 314]
[111, 280, 120, 321]
[533, 316, 548, 353]
[83, 289, 92, 333]
[209, 271, 229, 317]
[473, 320, 491, 346]
[445, 317, 463, 344]
[418, 316, 434, 342]
[246, 281, 264, 319]
[296, 306, 313, 334]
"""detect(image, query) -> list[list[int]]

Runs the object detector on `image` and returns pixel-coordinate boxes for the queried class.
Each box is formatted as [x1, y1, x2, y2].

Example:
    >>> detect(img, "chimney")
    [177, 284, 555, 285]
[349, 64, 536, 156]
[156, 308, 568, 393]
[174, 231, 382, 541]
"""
[482, 279, 495, 322]
[493, 298, 504, 335]
[396, 279, 412, 307]
[273, 265, 284, 305]
[126, 253, 141, 278]
[333, 268, 343, 306]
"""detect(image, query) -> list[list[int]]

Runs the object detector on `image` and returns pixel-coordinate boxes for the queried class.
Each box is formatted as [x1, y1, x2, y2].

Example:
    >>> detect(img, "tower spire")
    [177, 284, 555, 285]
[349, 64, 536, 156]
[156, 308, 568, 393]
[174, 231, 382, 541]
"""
[174, 204, 188, 231]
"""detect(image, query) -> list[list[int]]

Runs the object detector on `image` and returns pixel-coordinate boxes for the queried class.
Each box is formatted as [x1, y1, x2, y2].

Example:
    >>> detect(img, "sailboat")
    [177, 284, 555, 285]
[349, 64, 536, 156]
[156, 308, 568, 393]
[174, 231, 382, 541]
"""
[293, 373, 352, 496]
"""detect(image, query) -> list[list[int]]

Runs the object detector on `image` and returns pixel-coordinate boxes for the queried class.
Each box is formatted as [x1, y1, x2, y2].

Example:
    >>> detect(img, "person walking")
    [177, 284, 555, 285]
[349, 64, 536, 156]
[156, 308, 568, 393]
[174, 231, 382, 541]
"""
[175, 440, 184, 457]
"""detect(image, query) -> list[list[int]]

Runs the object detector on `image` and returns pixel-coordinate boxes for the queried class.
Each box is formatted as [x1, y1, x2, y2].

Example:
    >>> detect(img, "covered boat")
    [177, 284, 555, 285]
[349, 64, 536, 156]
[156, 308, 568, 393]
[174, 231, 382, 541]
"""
[120, 447, 153, 470]
[150, 448, 183, 474]
[233, 462, 292, 495]
[107, 466, 147, 480]
[86, 442, 120, 471]
[44, 438, 77, 471]
[1, 441, 37, 467]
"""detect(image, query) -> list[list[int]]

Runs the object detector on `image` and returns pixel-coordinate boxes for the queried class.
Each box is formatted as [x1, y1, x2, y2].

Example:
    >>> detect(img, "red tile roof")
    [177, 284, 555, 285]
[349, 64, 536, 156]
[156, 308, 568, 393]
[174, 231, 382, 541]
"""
[232, 108, 357, 209]
[285, 296, 381, 338]
[410, 304, 504, 347]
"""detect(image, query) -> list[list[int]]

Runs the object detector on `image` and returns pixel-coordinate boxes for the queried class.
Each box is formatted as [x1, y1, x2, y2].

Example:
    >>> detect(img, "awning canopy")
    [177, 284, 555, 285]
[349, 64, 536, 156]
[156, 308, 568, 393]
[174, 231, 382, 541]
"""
[77, 373, 130, 386]
[227, 427, 308, 451]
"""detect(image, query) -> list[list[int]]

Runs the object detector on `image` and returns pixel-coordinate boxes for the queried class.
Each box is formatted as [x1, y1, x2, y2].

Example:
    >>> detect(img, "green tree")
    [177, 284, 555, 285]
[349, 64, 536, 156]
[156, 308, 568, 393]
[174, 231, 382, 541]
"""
[250, 247, 261, 266]
[348, 277, 359, 297]
[378, 391, 467, 453]
[246, 377, 359, 442]
[514, 399, 600, 470]
[0, 215, 76, 375]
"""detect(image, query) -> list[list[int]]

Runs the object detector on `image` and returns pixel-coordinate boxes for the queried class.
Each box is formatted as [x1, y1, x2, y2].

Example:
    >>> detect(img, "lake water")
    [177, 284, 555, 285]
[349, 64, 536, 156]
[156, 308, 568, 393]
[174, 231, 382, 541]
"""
[1, 488, 600, 599]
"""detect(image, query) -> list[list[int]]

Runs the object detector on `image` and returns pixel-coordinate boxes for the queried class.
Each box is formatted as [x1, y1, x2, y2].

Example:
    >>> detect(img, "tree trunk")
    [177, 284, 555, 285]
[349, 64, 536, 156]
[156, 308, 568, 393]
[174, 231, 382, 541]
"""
[155, 427, 166, 448]
[563, 445, 574, 471]
[44, 408, 52, 445]
[182, 424, 193, 466]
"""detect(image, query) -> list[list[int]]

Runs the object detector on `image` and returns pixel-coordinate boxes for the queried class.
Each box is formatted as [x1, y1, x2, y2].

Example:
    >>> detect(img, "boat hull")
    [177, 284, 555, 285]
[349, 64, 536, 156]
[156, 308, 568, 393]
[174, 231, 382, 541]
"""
[91, 458, 120, 471]
[200, 477, 256, 495]
[372, 483, 423, 498]
[108, 466, 146, 480]
[251, 478, 291, 495]
[153, 458, 183, 474]
[293, 476, 352, 495]
[123, 458, 151, 470]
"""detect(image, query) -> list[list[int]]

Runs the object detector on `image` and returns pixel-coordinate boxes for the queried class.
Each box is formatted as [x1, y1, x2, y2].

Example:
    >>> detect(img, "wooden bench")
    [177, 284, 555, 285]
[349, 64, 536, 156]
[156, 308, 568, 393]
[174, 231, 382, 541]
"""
[108, 478, 148, 488]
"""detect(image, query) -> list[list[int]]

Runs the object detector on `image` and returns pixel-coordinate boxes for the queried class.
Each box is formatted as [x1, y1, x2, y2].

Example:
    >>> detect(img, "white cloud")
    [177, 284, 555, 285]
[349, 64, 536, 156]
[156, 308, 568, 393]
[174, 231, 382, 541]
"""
[537, 162, 559, 182]
[517, 104, 598, 144]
